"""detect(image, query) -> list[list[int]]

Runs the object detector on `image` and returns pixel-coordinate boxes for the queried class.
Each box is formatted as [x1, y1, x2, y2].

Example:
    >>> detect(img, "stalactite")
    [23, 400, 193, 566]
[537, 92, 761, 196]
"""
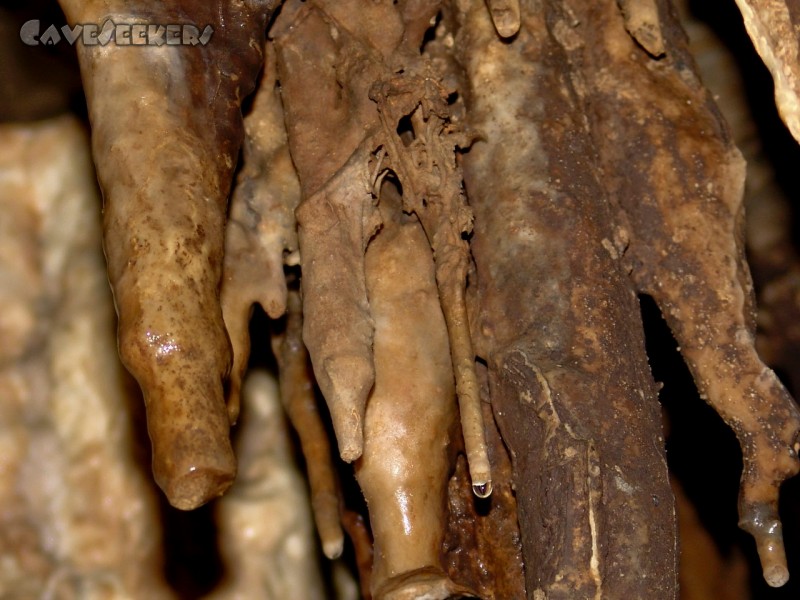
[2, 0, 800, 598]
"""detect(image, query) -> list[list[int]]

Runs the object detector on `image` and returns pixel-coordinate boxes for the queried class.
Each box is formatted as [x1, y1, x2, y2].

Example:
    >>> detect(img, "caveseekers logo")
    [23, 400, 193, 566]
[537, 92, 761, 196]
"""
[20, 19, 214, 47]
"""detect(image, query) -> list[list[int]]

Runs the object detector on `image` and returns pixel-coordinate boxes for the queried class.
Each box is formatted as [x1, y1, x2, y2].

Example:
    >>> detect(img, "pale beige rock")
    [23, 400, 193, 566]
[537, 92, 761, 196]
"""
[734, 0, 800, 143]
[210, 370, 326, 600]
[0, 115, 171, 599]
[485, 0, 521, 38]
[618, 0, 666, 57]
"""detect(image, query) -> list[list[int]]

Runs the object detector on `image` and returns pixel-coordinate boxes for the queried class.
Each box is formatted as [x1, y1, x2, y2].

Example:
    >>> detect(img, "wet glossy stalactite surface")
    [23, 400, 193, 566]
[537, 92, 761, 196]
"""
[3, 0, 800, 598]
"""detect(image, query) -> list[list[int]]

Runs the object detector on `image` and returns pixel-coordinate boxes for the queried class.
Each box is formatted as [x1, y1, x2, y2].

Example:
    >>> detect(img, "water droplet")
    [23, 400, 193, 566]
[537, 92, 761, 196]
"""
[472, 481, 492, 498]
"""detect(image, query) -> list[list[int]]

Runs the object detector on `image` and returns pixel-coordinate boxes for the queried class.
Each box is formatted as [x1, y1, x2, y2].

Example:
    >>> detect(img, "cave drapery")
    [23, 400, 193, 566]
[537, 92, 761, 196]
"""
[3, 0, 800, 598]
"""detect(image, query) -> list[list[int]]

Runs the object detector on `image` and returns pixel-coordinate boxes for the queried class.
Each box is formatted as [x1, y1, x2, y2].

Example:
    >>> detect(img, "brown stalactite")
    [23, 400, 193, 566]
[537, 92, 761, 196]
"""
[57, 0, 277, 510]
[221, 41, 301, 425]
[370, 72, 492, 497]
[273, 1, 385, 463]
[272, 289, 345, 561]
[562, 0, 800, 585]
[276, 0, 492, 495]
[456, 2, 677, 596]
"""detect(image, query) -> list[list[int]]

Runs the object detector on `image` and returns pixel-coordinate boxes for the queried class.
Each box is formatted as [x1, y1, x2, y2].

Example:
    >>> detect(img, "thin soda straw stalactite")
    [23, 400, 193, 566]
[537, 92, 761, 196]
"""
[370, 73, 492, 498]
[273, 289, 345, 561]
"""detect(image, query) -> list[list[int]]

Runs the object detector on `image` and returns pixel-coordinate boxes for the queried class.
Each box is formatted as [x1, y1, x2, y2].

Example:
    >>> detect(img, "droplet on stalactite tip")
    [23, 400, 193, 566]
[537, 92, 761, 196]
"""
[472, 480, 492, 498]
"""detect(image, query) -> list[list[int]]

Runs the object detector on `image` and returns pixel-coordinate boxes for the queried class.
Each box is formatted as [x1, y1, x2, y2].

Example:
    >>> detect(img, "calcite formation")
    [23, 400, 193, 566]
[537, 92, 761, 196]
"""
[58, 0, 279, 511]
[0, 115, 170, 599]
[211, 370, 328, 600]
[3, 0, 800, 598]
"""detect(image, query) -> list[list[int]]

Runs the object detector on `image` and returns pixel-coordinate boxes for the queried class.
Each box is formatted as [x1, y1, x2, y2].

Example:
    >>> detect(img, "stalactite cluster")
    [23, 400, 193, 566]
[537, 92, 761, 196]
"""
[3, 0, 800, 598]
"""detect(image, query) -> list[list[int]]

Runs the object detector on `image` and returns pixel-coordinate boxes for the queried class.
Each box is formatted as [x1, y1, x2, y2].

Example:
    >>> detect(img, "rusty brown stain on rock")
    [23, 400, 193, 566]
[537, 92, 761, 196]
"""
[561, 0, 800, 586]
[456, 1, 677, 597]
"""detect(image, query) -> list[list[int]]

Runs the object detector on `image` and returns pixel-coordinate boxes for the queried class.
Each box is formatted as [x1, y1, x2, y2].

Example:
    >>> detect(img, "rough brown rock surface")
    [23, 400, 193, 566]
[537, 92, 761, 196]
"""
[3, 0, 800, 598]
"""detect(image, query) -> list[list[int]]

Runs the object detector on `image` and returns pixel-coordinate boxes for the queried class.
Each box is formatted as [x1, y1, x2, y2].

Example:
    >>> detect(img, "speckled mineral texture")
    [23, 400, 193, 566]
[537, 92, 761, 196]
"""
[58, 0, 278, 510]
[455, 1, 677, 597]
[562, 0, 800, 586]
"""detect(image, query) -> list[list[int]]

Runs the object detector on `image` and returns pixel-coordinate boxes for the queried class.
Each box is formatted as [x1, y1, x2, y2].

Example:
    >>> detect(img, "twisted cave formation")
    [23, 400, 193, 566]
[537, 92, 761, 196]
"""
[3, 0, 800, 598]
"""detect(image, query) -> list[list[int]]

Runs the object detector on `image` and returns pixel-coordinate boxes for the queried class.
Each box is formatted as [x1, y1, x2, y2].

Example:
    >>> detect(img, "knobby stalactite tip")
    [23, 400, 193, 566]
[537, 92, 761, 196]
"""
[162, 465, 236, 511]
[486, 0, 521, 39]
[323, 537, 345, 561]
